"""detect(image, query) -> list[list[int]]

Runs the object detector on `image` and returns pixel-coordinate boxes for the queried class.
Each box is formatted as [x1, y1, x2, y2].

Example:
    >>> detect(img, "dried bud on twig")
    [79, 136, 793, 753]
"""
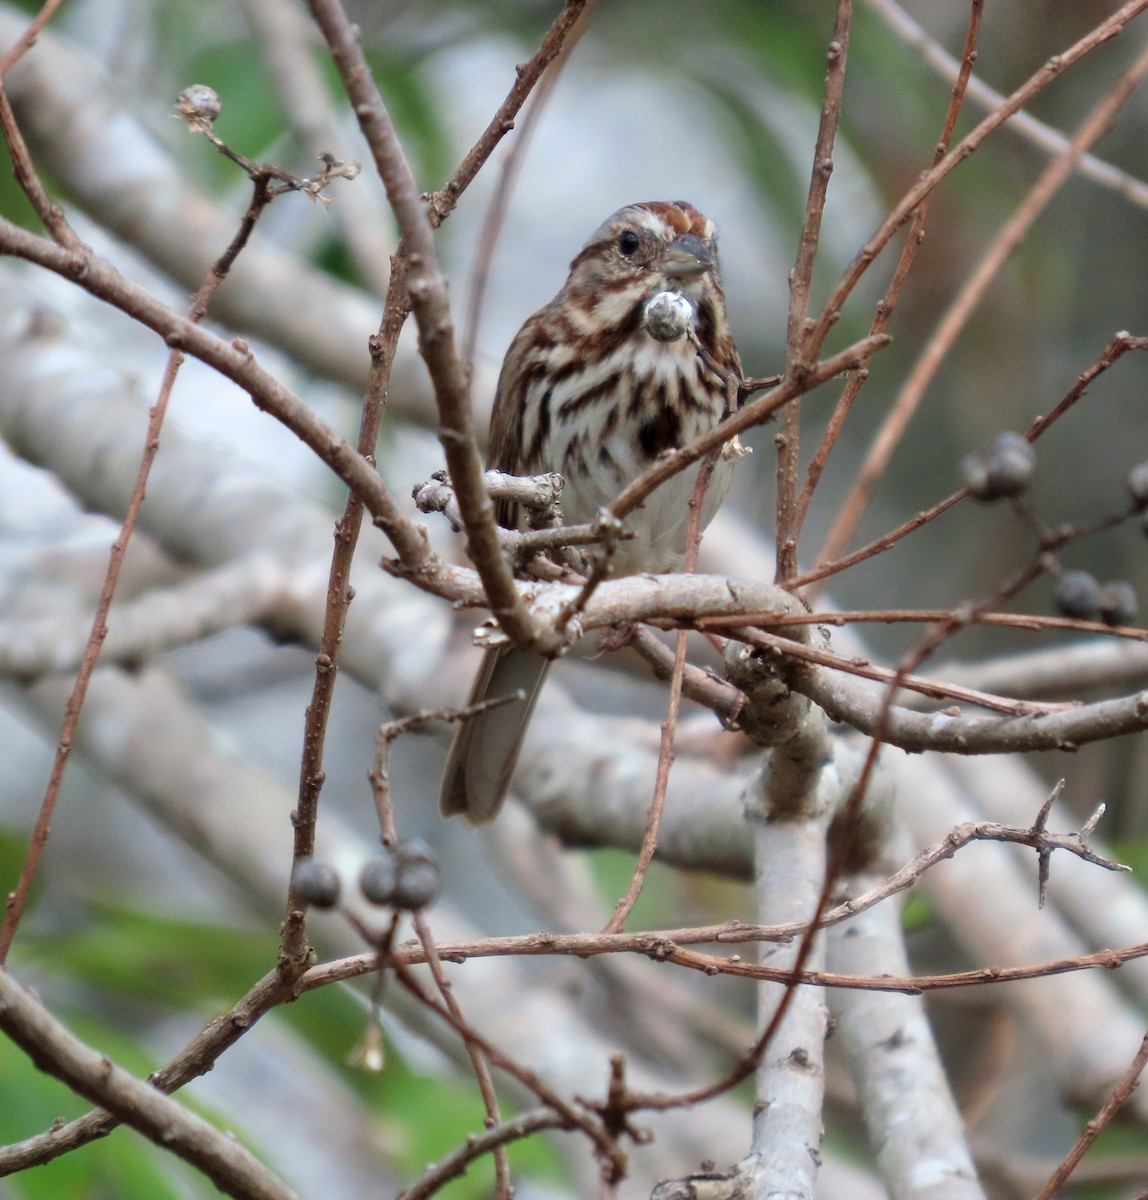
[175, 84, 222, 132]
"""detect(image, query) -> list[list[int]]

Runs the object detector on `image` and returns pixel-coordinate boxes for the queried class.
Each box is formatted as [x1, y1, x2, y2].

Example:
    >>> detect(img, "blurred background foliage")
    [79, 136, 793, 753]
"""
[2, 1, 1148, 1196]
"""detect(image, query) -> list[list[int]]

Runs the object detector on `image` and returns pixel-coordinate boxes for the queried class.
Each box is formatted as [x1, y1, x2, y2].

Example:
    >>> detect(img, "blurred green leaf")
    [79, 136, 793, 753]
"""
[0, 1009, 216, 1200]
[363, 55, 453, 191]
[587, 846, 676, 929]
[900, 892, 935, 931]
[27, 901, 269, 1008]
[19, 898, 566, 1195]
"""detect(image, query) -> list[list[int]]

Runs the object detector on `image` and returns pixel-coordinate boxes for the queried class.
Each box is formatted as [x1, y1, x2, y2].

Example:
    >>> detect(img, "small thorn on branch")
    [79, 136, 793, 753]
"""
[1026, 779, 1128, 909]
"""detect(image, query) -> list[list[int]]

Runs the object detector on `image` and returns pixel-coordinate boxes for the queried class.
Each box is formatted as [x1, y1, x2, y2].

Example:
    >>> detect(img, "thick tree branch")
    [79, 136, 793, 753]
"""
[0, 967, 298, 1199]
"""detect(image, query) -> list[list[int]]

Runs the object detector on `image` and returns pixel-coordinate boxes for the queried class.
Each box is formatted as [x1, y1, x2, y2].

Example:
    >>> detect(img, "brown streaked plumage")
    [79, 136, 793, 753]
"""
[441, 201, 741, 824]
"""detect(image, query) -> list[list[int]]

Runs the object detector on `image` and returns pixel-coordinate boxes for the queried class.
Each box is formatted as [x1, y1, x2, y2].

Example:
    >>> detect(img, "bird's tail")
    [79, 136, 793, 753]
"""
[438, 646, 551, 824]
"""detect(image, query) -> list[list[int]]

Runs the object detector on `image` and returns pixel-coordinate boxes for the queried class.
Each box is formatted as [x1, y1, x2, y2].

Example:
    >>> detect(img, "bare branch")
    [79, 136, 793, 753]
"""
[799, 0, 1148, 368]
[395, 1108, 569, 1200]
[776, 0, 854, 581]
[815, 36, 1148, 570]
[0, 967, 298, 1199]
[865, 0, 1148, 211]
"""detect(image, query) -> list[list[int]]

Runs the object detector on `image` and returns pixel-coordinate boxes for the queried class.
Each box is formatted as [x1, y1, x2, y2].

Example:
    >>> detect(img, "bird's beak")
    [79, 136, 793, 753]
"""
[661, 233, 713, 279]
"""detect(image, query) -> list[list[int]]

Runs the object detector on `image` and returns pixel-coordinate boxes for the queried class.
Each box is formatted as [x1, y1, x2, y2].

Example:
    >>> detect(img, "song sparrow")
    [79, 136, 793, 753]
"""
[440, 200, 742, 823]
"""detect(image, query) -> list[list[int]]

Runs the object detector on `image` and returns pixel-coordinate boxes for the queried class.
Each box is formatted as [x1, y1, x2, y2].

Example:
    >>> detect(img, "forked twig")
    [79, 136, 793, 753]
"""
[0, 166, 278, 962]
[1033, 1030, 1148, 1200]
[793, 0, 984, 551]
[776, 0, 855, 581]
[814, 32, 1148, 573]
[602, 449, 722, 934]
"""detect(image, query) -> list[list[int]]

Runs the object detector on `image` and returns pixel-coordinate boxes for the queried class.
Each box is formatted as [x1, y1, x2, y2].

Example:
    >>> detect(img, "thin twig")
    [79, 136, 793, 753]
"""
[705, 606, 1148, 643]
[1032, 1030, 1148, 1200]
[427, 0, 593, 223]
[0, 0, 65, 74]
[394, 1108, 567, 1200]
[776, 0, 853, 581]
[366, 696, 522, 845]
[413, 914, 511, 1199]
[793, 0, 984, 550]
[864, 0, 1148, 211]
[0, 74, 77, 245]
[793, 332, 1148, 588]
[797, 0, 1148, 371]
[602, 451, 721, 934]
[814, 30, 1148, 573]
[0, 177, 276, 963]
[460, 2, 596, 370]
[726, 625, 1070, 716]
[303, 926, 1148, 999]
[388, 957, 627, 1179]
[283, 253, 412, 969]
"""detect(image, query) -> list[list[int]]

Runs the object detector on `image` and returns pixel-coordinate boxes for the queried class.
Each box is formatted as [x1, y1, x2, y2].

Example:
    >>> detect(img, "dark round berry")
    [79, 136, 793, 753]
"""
[359, 851, 399, 906]
[293, 859, 341, 909]
[961, 432, 1037, 501]
[391, 839, 441, 911]
[1053, 570, 1102, 620]
[1128, 461, 1148, 510]
[391, 861, 441, 911]
[1098, 580, 1139, 627]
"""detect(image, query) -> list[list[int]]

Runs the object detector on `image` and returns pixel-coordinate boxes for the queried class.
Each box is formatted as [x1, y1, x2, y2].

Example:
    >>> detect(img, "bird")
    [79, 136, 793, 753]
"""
[440, 200, 742, 824]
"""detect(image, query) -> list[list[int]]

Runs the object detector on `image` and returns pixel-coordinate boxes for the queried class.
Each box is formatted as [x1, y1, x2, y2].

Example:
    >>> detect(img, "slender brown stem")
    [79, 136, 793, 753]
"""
[776, 0, 853, 581]
[307, 0, 553, 653]
[394, 1109, 567, 1200]
[709, 606, 1148, 641]
[460, 3, 596, 371]
[797, 0, 1148, 372]
[301, 928, 1148, 999]
[864, 0, 1148, 210]
[0, 179, 275, 963]
[795, 333, 1148, 589]
[0, 75, 78, 245]
[282, 255, 412, 968]
[602, 452, 720, 934]
[0, 0, 66, 74]
[725, 625, 1064, 715]
[427, 0, 593, 223]
[389, 958, 626, 1177]
[1033, 1031, 1148, 1200]
[814, 26, 1148, 576]
[412, 914, 511, 1198]
[794, 0, 984, 550]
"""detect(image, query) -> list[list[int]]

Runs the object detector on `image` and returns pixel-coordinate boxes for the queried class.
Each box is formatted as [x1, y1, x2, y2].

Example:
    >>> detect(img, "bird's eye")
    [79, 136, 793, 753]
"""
[617, 230, 641, 257]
